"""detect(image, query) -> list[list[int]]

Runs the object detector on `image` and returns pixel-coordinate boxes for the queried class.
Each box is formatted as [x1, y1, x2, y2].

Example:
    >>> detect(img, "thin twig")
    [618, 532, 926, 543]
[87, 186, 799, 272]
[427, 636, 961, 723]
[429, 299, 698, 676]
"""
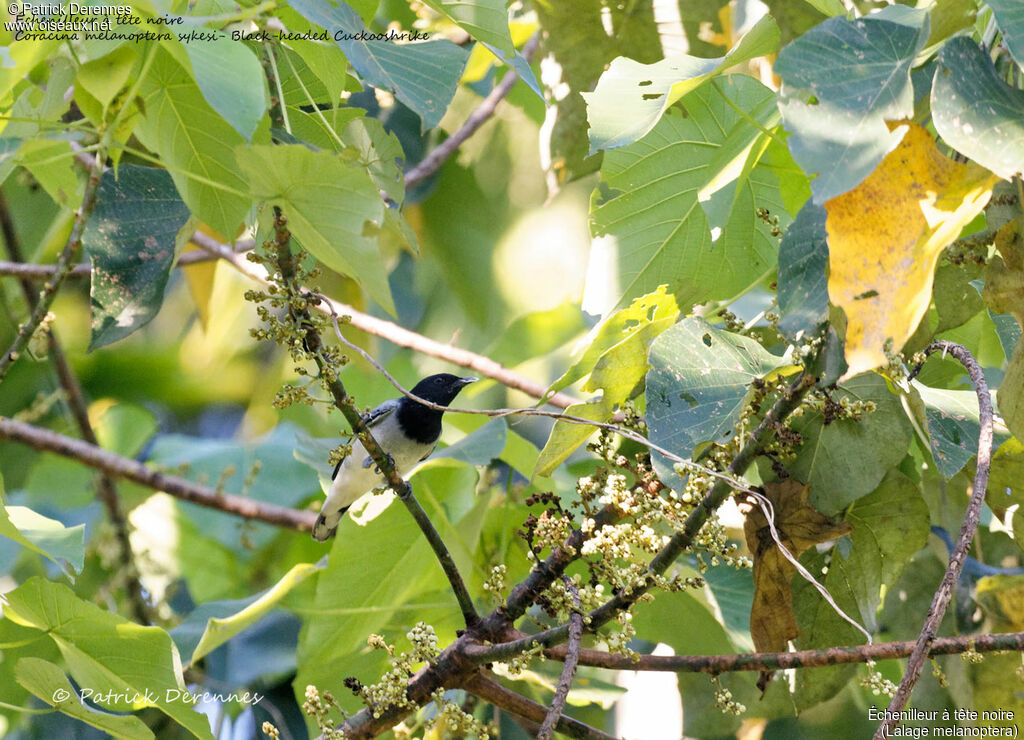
[535, 631, 1024, 673]
[404, 34, 540, 190]
[0, 189, 150, 624]
[270, 209, 480, 629]
[537, 578, 583, 740]
[459, 672, 616, 740]
[875, 341, 995, 739]
[0, 416, 316, 530]
[0, 150, 104, 382]
[0, 249, 240, 280]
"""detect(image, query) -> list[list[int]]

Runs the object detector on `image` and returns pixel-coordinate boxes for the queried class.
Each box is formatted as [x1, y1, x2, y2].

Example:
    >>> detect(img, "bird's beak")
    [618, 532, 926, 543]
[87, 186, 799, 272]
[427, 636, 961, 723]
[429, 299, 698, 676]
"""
[458, 377, 478, 386]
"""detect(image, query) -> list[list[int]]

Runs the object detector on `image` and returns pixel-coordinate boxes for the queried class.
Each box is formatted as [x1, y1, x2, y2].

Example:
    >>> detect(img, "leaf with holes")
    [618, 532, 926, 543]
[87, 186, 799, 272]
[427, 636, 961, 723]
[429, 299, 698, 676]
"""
[584, 15, 779, 152]
[590, 75, 792, 315]
[83, 165, 190, 351]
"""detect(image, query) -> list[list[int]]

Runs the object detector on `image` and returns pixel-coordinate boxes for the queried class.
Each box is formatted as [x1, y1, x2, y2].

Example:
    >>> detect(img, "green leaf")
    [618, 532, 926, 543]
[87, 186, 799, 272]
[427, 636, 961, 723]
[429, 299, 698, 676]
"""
[777, 201, 828, 342]
[17, 139, 81, 209]
[15, 657, 154, 740]
[485, 303, 587, 368]
[646, 317, 787, 463]
[775, 15, 928, 202]
[792, 469, 927, 708]
[2, 578, 213, 739]
[430, 418, 506, 466]
[75, 45, 137, 111]
[0, 38, 60, 103]
[134, 46, 251, 238]
[0, 502, 84, 577]
[179, 33, 268, 141]
[788, 373, 913, 515]
[171, 559, 325, 666]
[932, 37, 1024, 181]
[83, 165, 191, 351]
[420, 0, 514, 54]
[999, 341, 1024, 442]
[912, 381, 1009, 479]
[988, 0, 1024, 71]
[550, 286, 678, 397]
[92, 402, 159, 458]
[289, 0, 469, 129]
[236, 144, 392, 312]
[590, 75, 789, 314]
[533, 398, 611, 479]
[584, 14, 779, 152]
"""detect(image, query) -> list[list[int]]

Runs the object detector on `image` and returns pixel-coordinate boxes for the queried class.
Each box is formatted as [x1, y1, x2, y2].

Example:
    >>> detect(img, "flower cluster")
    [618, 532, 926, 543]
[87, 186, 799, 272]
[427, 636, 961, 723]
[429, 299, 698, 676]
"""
[860, 660, 897, 697]
[301, 685, 345, 739]
[355, 624, 441, 718]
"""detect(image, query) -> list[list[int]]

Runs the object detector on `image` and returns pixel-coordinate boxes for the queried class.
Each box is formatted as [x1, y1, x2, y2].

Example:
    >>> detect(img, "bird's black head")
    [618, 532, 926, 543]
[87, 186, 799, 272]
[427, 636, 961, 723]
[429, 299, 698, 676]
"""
[409, 373, 477, 406]
[397, 374, 476, 445]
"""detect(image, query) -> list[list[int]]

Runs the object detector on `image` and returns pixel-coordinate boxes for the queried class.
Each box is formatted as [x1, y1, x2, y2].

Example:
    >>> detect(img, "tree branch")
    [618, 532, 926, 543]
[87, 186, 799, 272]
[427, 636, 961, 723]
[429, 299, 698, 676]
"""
[875, 342, 995, 739]
[192, 232, 580, 410]
[538, 631, 1024, 673]
[0, 150, 104, 382]
[458, 672, 616, 740]
[0, 248, 239, 281]
[269, 210, 480, 630]
[0, 188, 150, 624]
[404, 34, 540, 190]
[537, 578, 582, 740]
[0, 416, 316, 530]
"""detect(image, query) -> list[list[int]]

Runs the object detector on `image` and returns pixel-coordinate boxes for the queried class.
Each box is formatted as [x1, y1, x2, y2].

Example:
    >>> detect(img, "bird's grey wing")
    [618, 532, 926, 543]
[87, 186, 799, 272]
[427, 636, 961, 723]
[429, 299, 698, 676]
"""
[418, 445, 437, 462]
[331, 400, 399, 480]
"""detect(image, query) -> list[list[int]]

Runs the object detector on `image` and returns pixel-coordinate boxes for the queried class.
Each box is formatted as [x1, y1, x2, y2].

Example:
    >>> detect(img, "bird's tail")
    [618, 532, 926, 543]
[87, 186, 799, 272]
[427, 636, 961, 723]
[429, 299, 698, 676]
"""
[312, 506, 349, 541]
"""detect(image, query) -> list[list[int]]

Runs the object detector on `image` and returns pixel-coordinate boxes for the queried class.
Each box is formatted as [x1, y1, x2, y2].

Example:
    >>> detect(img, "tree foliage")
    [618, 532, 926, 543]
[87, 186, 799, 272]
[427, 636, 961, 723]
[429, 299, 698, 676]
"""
[1, 0, 1023, 738]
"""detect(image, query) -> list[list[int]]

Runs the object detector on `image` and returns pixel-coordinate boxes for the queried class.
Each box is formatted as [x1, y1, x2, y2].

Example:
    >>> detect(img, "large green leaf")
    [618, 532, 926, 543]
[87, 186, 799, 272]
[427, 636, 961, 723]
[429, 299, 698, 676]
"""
[788, 373, 913, 515]
[584, 14, 779, 152]
[420, 0, 514, 54]
[775, 15, 928, 202]
[912, 381, 1009, 479]
[179, 33, 268, 141]
[932, 37, 1024, 180]
[15, 657, 154, 740]
[289, 0, 468, 129]
[171, 559, 325, 666]
[237, 144, 392, 312]
[533, 398, 611, 479]
[646, 317, 787, 483]
[134, 46, 251, 238]
[777, 201, 829, 343]
[792, 469, 927, 709]
[0, 504, 84, 578]
[83, 165, 191, 350]
[2, 578, 213, 739]
[988, 0, 1024, 71]
[590, 75, 789, 314]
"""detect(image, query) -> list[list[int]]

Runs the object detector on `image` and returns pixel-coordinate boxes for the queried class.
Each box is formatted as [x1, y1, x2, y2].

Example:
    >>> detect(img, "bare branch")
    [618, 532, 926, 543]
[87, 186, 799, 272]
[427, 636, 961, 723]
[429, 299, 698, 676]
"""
[0, 188, 150, 624]
[537, 578, 582, 740]
[540, 631, 1024, 673]
[0, 416, 316, 530]
[459, 672, 616, 740]
[269, 210, 480, 629]
[875, 341, 995, 738]
[0, 248, 241, 281]
[404, 34, 540, 190]
[0, 150, 105, 382]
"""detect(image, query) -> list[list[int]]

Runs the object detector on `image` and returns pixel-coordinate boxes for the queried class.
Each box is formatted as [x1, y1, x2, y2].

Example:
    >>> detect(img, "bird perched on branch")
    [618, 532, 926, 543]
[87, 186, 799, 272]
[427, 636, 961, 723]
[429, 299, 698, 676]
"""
[312, 373, 477, 541]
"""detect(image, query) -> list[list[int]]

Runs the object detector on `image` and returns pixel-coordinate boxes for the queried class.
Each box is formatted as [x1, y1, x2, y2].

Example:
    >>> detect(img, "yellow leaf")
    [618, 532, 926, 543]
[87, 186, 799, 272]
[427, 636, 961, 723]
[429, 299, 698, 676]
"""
[182, 224, 223, 330]
[825, 122, 999, 378]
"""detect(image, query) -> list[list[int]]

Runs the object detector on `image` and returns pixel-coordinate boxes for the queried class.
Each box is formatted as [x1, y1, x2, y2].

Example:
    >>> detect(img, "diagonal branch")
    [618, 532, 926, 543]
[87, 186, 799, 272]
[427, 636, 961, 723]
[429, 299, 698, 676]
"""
[269, 210, 480, 630]
[404, 34, 540, 190]
[875, 341, 995, 739]
[458, 672, 616, 740]
[537, 578, 583, 740]
[0, 188, 149, 624]
[0, 150, 105, 382]
[0, 416, 316, 530]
